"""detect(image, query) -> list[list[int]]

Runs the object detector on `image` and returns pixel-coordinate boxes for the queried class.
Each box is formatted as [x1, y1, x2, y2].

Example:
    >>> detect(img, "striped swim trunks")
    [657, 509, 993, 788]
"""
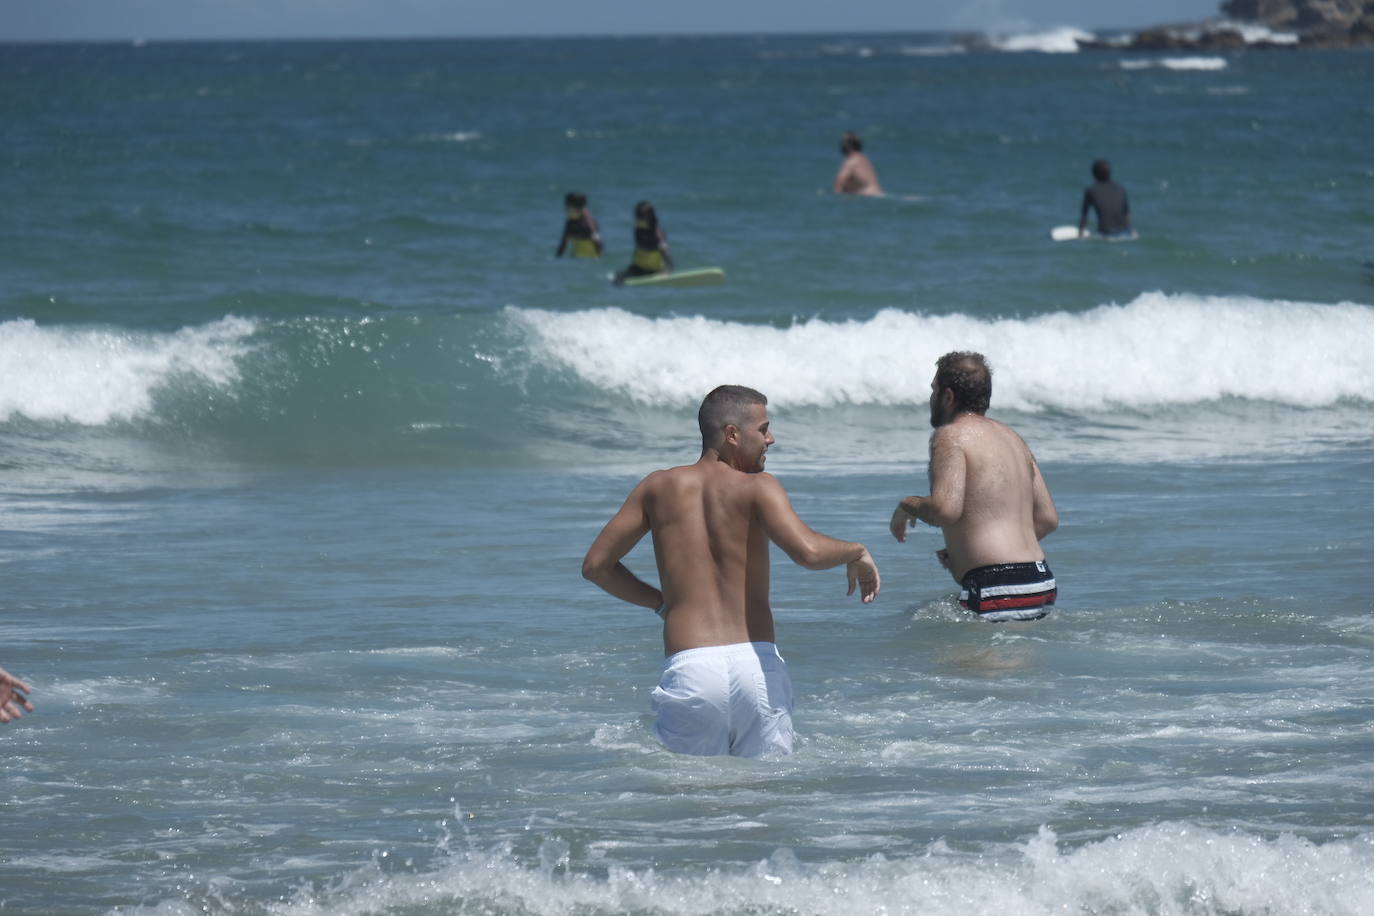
[959, 560, 1057, 622]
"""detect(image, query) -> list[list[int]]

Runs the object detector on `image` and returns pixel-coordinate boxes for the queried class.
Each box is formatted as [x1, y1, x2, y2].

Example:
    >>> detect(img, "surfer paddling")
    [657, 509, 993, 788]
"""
[583, 385, 879, 757]
[833, 131, 883, 197]
[889, 352, 1059, 621]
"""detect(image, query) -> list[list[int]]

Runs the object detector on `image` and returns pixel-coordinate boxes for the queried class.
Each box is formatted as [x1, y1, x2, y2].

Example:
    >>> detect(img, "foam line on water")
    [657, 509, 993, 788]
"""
[507, 293, 1374, 412]
[123, 823, 1374, 915]
[0, 316, 257, 425]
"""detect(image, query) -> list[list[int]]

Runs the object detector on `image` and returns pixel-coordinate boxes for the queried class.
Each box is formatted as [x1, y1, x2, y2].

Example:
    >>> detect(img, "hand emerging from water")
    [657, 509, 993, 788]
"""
[0, 666, 33, 724]
[846, 547, 881, 603]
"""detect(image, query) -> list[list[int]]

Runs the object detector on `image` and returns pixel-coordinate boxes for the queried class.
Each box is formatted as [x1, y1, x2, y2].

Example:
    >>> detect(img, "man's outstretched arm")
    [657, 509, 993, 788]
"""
[582, 480, 663, 611]
[755, 474, 879, 602]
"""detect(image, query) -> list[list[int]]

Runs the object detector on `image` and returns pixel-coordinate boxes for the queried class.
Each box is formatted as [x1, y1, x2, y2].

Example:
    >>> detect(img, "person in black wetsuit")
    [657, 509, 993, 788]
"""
[1078, 159, 1133, 238]
[555, 192, 603, 258]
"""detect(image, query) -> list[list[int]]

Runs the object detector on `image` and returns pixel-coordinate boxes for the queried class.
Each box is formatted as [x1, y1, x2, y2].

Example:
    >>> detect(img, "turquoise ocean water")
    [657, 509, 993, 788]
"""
[3, 33, 1374, 915]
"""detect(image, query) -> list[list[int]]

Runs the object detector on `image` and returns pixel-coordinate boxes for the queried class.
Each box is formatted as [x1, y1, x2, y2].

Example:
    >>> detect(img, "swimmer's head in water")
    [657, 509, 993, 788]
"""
[564, 191, 587, 210]
[840, 131, 863, 155]
[932, 351, 992, 426]
[1091, 159, 1112, 182]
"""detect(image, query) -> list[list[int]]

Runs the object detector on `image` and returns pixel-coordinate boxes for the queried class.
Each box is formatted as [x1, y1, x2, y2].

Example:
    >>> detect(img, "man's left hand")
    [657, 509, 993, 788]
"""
[889, 502, 917, 542]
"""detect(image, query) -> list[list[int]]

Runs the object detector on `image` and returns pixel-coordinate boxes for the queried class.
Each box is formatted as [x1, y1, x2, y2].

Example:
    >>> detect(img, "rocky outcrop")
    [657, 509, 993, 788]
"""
[1222, 0, 1367, 31]
[1226, 0, 1374, 45]
[1122, 26, 1265, 50]
[1079, 0, 1374, 49]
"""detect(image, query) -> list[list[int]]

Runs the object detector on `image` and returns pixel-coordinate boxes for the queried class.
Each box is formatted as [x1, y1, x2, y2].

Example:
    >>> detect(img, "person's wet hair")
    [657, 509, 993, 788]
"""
[1091, 159, 1111, 182]
[840, 131, 863, 154]
[565, 191, 587, 208]
[698, 385, 767, 448]
[935, 352, 992, 415]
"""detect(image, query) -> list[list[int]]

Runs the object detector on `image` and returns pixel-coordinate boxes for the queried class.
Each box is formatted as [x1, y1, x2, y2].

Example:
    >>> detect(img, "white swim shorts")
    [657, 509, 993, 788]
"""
[650, 641, 794, 758]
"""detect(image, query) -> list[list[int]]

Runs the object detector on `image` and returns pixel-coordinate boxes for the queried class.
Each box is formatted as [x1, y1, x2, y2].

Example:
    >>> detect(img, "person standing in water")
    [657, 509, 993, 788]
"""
[1078, 159, 1133, 238]
[555, 191, 603, 258]
[833, 131, 883, 197]
[889, 352, 1059, 622]
[613, 200, 673, 285]
[583, 385, 879, 757]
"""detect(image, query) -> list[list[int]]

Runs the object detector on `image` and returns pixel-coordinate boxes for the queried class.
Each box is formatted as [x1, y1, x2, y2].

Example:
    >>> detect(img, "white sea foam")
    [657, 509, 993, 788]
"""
[421, 130, 483, 143]
[991, 27, 1094, 53]
[1224, 20, 1300, 45]
[507, 293, 1374, 412]
[1121, 56, 1229, 71]
[122, 823, 1374, 915]
[1146, 21, 1298, 47]
[0, 316, 256, 425]
[45, 677, 166, 706]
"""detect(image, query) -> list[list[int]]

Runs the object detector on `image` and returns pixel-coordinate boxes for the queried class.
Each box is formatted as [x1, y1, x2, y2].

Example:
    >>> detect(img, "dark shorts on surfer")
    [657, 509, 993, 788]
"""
[959, 560, 1056, 622]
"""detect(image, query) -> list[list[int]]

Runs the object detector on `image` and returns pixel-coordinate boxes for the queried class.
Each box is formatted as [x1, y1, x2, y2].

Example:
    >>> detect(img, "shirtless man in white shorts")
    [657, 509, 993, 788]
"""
[582, 385, 880, 758]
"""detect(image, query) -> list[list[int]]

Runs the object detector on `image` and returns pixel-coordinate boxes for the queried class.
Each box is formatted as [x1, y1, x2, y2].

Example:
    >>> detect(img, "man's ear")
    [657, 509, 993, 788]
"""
[939, 388, 956, 410]
[720, 423, 740, 447]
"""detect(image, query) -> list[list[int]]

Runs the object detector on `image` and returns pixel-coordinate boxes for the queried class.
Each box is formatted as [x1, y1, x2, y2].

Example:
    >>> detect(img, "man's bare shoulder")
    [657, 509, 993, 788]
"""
[682, 464, 785, 500]
[980, 414, 1032, 448]
[930, 419, 974, 448]
[750, 470, 785, 492]
[936, 414, 1038, 467]
[940, 413, 1019, 441]
[639, 462, 701, 490]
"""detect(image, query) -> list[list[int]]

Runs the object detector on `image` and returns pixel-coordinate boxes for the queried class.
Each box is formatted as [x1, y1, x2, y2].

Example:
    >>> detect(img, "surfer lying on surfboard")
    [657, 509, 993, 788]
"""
[613, 200, 674, 286]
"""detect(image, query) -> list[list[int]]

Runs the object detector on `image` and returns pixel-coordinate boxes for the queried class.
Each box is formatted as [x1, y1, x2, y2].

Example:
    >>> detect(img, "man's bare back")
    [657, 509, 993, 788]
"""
[833, 132, 883, 197]
[641, 459, 776, 654]
[834, 152, 883, 197]
[909, 414, 1054, 580]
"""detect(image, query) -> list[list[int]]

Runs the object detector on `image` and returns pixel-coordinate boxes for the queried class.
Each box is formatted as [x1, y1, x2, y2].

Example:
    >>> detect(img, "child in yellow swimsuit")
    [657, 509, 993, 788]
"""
[555, 192, 602, 258]
[613, 200, 673, 285]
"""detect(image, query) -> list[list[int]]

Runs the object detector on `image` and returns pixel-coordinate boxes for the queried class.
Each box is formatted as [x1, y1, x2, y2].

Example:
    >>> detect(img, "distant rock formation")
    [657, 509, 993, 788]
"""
[1078, 0, 1374, 49]
[1223, 0, 1374, 44]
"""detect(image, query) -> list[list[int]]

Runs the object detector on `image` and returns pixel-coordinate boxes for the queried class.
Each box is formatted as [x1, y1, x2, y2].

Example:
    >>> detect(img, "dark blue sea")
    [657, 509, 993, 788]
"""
[3, 32, 1373, 915]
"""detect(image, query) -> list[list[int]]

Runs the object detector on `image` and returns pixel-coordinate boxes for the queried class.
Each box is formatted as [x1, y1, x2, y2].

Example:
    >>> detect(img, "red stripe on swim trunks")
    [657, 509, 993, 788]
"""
[971, 590, 1057, 610]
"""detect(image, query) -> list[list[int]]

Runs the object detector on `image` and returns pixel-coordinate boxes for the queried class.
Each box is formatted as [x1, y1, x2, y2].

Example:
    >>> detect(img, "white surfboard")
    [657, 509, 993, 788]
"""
[1051, 225, 1138, 242]
[621, 267, 726, 288]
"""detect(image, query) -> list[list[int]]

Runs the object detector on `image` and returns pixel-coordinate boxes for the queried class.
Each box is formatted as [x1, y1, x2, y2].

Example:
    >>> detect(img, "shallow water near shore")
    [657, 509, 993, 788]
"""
[2, 33, 1373, 915]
